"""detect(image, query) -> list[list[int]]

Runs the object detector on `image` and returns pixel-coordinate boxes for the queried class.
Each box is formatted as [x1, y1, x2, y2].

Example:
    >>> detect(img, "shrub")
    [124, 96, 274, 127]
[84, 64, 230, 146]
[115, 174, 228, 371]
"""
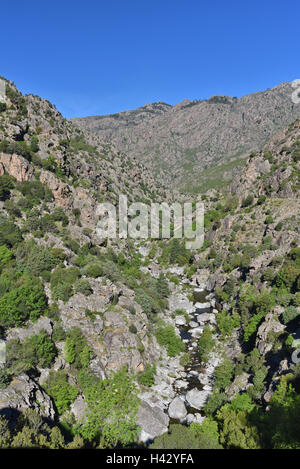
[44, 370, 78, 414]
[51, 283, 73, 302]
[26, 331, 57, 368]
[79, 367, 140, 446]
[0, 278, 47, 327]
[198, 325, 215, 363]
[0, 245, 13, 272]
[65, 328, 92, 369]
[276, 264, 300, 290]
[52, 207, 69, 226]
[292, 292, 300, 307]
[51, 323, 66, 342]
[129, 324, 138, 334]
[83, 263, 103, 278]
[216, 310, 240, 338]
[74, 278, 93, 296]
[17, 180, 53, 205]
[0, 174, 15, 201]
[282, 306, 299, 324]
[214, 358, 234, 390]
[50, 266, 80, 301]
[265, 215, 274, 225]
[0, 220, 22, 247]
[17, 242, 57, 277]
[150, 423, 220, 449]
[0, 368, 11, 389]
[244, 313, 264, 342]
[6, 332, 56, 374]
[241, 195, 254, 208]
[257, 195, 266, 205]
[137, 364, 156, 387]
[155, 325, 185, 357]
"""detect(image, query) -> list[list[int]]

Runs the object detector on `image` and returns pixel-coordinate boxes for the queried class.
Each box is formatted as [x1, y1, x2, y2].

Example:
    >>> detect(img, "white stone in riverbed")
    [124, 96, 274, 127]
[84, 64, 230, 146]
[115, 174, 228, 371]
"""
[186, 414, 196, 425]
[197, 313, 217, 325]
[205, 293, 214, 300]
[175, 316, 186, 326]
[168, 397, 187, 420]
[186, 388, 211, 410]
[194, 414, 206, 425]
[202, 384, 213, 391]
[189, 321, 199, 328]
[198, 374, 210, 385]
[195, 302, 211, 311]
[175, 380, 188, 389]
[190, 327, 204, 337]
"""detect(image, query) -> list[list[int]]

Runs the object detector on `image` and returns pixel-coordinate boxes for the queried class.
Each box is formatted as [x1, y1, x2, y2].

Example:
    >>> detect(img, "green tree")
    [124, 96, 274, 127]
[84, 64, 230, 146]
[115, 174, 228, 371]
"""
[197, 325, 215, 363]
[44, 370, 78, 414]
[79, 367, 140, 447]
[0, 278, 47, 327]
[150, 423, 221, 449]
[214, 358, 234, 390]
[155, 325, 185, 357]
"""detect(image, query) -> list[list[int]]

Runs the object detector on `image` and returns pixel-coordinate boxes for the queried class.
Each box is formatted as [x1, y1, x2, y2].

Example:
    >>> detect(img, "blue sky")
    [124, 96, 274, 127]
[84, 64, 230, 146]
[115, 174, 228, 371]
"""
[1, 0, 299, 118]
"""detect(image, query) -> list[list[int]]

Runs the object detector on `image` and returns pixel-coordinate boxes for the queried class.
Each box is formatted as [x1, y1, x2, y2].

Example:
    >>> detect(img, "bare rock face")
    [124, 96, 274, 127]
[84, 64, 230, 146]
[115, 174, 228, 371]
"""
[0, 152, 34, 181]
[58, 281, 159, 375]
[39, 170, 73, 209]
[256, 312, 285, 355]
[6, 317, 53, 342]
[0, 373, 55, 420]
[137, 400, 169, 443]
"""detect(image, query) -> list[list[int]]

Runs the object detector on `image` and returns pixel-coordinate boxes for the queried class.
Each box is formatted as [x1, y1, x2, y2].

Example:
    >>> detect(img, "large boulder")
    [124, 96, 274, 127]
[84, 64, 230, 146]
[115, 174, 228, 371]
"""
[71, 395, 88, 422]
[168, 397, 187, 420]
[195, 302, 211, 312]
[175, 316, 186, 326]
[186, 388, 210, 410]
[197, 313, 216, 325]
[256, 312, 285, 355]
[168, 293, 194, 314]
[137, 400, 169, 443]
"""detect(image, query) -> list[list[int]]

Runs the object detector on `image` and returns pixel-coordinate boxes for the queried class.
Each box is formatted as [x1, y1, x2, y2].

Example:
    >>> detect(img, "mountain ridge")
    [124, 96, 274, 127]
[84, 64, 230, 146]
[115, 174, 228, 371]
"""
[71, 81, 300, 189]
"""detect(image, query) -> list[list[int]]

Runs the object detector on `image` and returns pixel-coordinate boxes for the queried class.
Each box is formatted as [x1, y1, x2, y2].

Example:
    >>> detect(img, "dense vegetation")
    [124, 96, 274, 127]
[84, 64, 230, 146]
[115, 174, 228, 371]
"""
[0, 82, 299, 450]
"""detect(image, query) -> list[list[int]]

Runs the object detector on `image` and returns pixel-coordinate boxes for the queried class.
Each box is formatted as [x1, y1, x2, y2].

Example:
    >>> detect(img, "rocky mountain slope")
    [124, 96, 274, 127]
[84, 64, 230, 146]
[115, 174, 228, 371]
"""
[72, 82, 300, 191]
[0, 78, 299, 449]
